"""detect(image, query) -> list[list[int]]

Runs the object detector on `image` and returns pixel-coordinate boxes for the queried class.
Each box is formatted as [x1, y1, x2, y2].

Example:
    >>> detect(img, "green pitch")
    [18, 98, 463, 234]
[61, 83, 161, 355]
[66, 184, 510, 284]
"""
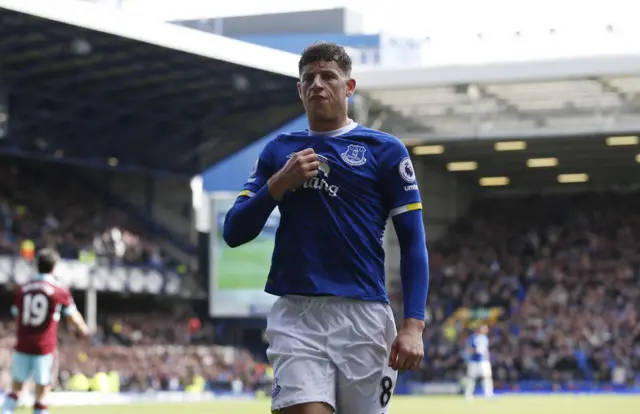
[216, 234, 273, 289]
[45, 395, 639, 414]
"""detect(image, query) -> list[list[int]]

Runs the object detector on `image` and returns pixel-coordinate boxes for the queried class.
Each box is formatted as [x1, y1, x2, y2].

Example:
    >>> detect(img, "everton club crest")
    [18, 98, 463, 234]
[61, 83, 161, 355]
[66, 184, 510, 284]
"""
[340, 144, 367, 166]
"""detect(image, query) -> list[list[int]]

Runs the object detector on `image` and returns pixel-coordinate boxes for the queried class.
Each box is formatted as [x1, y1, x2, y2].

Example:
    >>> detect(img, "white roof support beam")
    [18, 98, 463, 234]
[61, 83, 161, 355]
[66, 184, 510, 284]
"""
[0, 0, 299, 78]
[355, 54, 640, 90]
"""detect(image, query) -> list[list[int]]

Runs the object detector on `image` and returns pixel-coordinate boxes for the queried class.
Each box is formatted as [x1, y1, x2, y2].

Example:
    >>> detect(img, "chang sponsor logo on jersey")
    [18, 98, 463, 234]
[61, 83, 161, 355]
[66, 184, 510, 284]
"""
[302, 176, 339, 197]
[288, 153, 339, 197]
[316, 154, 331, 176]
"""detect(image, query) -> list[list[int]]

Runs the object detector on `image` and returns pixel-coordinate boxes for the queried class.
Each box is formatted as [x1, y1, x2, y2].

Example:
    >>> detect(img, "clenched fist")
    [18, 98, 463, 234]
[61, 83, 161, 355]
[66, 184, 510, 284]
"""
[389, 319, 425, 371]
[268, 148, 319, 201]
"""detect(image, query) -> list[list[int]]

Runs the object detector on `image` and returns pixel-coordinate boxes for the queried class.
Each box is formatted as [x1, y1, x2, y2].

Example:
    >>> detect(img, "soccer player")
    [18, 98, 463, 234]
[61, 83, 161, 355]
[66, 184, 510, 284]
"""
[1, 249, 90, 414]
[464, 324, 494, 399]
[223, 42, 430, 414]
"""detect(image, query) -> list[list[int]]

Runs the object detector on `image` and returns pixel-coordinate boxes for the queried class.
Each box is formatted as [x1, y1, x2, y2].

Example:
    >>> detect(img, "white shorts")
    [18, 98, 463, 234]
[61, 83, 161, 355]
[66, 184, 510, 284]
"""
[467, 361, 492, 379]
[266, 295, 398, 413]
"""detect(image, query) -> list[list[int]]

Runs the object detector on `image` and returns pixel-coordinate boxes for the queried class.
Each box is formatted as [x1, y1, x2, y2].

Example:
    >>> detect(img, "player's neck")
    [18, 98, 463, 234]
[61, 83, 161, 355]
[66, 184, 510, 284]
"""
[308, 116, 352, 133]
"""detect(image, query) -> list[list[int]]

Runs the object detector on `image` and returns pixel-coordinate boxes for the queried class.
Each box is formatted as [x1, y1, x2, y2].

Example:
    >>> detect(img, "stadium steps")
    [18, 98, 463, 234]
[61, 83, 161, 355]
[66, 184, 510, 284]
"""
[72, 173, 197, 258]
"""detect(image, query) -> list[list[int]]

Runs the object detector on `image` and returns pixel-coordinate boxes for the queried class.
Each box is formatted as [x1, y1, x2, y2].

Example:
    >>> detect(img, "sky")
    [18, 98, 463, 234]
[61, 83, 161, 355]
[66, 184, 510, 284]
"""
[114, 0, 638, 39]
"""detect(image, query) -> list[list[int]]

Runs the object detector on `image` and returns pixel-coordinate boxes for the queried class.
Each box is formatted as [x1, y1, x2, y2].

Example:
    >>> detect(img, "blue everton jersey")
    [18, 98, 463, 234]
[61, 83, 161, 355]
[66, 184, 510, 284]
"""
[468, 334, 490, 362]
[238, 123, 422, 303]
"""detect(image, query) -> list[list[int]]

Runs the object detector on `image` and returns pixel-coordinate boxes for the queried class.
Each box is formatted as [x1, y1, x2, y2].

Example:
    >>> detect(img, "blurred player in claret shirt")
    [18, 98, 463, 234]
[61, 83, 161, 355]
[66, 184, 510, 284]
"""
[1, 249, 91, 414]
[223, 42, 430, 414]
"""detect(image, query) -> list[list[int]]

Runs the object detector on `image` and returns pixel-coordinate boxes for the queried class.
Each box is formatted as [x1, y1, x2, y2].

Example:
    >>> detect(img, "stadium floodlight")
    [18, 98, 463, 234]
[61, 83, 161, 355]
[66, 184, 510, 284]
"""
[108, 157, 118, 167]
[527, 157, 559, 168]
[479, 176, 509, 186]
[412, 145, 444, 155]
[447, 161, 478, 171]
[494, 141, 526, 151]
[606, 136, 638, 146]
[557, 173, 588, 183]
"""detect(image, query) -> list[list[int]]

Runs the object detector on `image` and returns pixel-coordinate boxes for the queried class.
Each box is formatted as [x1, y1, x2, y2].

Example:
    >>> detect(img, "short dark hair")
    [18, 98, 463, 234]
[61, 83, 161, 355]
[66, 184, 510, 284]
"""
[36, 248, 60, 274]
[298, 42, 352, 76]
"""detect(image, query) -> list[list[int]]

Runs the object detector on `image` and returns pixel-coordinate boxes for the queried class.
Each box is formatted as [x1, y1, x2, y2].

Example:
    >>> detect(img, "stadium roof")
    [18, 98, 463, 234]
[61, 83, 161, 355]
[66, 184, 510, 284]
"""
[410, 134, 640, 192]
[0, 0, 302, 177]
[355, 55, 640, 145]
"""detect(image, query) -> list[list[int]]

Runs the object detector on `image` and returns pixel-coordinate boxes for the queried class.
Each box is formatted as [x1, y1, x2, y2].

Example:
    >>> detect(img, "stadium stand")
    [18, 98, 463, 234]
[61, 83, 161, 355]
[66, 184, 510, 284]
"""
[0, 157, 163, 266]
[2, 2, 640, 413]
[2, 190, 639, 396]
[2, 191, 639, 395]
[0, 0, 299, 403]
[0, 312, 271, 393]
[0, 0, 303, 283]
[396, 192, 640, 388]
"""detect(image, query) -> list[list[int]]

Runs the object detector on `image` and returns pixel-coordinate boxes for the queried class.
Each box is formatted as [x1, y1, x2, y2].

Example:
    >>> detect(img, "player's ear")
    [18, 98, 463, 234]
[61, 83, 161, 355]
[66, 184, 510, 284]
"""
[297, 82, 303, 100]
[346, 78, 356, 97]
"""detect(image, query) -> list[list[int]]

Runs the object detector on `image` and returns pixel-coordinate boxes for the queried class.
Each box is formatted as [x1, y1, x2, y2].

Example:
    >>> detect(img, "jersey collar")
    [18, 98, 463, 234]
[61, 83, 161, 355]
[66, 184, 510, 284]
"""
[309, 121, 358, 137]
[33, 273, 57, 284]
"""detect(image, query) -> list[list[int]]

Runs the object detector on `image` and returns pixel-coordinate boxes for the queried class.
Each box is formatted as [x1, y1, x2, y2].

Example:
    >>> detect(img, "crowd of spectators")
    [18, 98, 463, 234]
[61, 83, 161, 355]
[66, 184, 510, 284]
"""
[2, 190, 640, 393]
[393, 192, 640, 387]
[0, 311, 271, 393]
[0, 158, 165, 267]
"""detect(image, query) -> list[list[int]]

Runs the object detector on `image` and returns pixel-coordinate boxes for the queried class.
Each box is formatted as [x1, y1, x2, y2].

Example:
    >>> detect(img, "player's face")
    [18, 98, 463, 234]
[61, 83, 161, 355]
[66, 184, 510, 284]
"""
[297, 61, 356, 124]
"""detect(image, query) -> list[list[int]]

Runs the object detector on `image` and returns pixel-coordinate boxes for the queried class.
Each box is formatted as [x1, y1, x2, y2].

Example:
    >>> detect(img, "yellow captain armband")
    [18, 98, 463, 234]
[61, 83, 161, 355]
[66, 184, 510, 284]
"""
[238, 190, 254, 198]
[390, 202, 422, 217]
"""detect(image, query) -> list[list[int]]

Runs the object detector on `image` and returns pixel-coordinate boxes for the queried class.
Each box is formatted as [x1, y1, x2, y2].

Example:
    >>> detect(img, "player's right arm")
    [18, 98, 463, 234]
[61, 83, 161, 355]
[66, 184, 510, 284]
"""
[10, 286, 20, 318]
[222, 145, 319, 247]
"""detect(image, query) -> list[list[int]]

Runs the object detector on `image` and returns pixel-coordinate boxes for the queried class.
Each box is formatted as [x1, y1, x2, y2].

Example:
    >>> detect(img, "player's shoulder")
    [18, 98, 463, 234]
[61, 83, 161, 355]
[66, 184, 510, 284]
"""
[273, 130, 312, 143]
[349, 126, 405, 153]
[41, 275, 70, 294]
[275, 129, 310, 139]
[262, 131, 309, 154]
[352, 125, 397, 142]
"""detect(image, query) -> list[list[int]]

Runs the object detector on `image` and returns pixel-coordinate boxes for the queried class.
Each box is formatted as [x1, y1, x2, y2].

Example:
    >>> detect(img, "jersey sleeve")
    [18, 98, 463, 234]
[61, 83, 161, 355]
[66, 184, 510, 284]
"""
[238, 142, 277, 199]
[60, 288, 78, 316]
[378, 137, 422, 217]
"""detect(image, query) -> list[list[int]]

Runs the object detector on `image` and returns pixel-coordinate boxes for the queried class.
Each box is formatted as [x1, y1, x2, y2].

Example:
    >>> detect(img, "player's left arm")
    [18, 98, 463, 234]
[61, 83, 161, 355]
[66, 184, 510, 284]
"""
[380, 138, 429, 370]
[379, 138, 430, 325]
